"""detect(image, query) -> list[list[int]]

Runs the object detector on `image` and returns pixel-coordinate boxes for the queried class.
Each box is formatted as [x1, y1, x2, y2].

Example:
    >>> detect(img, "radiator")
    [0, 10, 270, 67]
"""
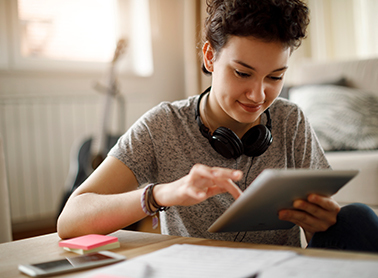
[0, 94, 125, 224]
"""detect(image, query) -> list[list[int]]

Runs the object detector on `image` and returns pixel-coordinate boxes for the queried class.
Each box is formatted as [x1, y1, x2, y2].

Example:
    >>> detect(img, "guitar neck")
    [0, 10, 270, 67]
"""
[92, 66, 116, 158]
[90, 39, 127, 168]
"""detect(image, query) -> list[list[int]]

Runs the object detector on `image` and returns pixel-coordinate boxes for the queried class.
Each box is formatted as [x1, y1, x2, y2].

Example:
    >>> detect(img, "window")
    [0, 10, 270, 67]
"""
[17, 0, 118, 62]
[5, 0, 153, 75]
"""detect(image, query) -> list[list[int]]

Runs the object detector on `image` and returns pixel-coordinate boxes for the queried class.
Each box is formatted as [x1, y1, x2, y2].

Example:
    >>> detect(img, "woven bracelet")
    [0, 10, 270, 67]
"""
[141, 183, 156, 216]
[147, 183, 169, 212]
[141, 183, 169, 229]
[141, 184, 158, 229]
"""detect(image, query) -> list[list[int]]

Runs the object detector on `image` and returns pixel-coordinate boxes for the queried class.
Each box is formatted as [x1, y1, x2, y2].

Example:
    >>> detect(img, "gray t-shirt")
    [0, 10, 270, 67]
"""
[109, 95, 329, 247]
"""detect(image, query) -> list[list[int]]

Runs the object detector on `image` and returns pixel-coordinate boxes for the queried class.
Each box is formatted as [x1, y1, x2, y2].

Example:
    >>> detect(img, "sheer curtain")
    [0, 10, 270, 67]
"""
[307, 0, 378, 62]
[183, 0, 211, 97]
[284, 0, 378, 84]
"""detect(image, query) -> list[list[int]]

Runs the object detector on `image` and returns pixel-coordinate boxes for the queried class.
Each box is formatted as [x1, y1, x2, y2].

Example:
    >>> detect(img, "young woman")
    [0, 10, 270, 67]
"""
[58, 0, 378, 252]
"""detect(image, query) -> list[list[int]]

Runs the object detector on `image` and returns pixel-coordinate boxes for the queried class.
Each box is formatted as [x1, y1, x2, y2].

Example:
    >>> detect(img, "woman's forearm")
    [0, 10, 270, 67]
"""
[57, 189, 146, 239]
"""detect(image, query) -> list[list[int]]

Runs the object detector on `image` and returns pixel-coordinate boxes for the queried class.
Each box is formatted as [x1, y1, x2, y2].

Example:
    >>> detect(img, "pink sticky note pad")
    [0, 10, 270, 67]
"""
[59, 234, 119, 250]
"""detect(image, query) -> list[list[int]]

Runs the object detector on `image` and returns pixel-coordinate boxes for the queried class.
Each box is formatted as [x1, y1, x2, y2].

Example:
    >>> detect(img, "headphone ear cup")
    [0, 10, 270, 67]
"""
[241, 124, 272, 157]
[210, 127, 244, 159]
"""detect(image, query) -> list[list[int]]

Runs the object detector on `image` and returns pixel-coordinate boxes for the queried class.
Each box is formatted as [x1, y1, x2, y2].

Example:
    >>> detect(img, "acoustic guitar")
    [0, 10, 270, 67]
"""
[58, 39, 128, 216]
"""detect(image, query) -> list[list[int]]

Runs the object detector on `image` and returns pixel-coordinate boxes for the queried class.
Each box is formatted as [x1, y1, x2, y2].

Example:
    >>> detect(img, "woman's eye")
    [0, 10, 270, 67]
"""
[235, 70, 250, 78]
[269, 75, 283, 81]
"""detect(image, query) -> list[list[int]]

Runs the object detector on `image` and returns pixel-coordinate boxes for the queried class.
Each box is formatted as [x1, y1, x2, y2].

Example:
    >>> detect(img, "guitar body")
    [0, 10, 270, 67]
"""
[58, 133, 141, 231]
[58, 134, 120, 213]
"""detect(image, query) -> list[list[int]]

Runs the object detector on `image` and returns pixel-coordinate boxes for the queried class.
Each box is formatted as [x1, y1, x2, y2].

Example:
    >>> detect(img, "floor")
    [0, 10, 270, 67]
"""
[12, 226, 57, 241]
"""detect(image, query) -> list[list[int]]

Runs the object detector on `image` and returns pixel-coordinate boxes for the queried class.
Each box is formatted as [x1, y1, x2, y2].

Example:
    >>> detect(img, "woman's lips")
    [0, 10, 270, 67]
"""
[238, 101, 262, 113]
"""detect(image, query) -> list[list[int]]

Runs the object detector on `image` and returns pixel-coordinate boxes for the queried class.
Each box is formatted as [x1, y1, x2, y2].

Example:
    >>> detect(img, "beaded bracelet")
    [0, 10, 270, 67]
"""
[140, 183, 169, 229]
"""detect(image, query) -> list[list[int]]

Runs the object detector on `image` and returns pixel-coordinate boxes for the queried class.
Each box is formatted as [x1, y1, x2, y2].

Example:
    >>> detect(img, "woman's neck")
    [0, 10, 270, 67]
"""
[201, 92, 260, 138]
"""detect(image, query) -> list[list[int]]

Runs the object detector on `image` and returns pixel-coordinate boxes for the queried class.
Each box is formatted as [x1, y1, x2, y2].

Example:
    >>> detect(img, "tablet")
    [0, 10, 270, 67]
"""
[208, 169, 359, 233]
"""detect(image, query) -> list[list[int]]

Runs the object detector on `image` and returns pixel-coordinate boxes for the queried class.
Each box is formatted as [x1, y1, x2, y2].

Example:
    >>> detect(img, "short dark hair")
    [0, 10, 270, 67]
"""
[202, 0, 310, 74]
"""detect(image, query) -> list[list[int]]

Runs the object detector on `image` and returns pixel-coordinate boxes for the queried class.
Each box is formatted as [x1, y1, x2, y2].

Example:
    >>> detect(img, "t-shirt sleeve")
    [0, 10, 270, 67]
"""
[108, 104, 168, 185]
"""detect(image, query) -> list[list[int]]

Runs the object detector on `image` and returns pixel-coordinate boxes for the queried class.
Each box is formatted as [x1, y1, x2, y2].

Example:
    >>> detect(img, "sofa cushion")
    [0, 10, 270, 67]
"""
[280, 77, 348, 99]
[289, 85, 378, 151]
[326, 150, 378, 208]
[297, 58, 378, 96]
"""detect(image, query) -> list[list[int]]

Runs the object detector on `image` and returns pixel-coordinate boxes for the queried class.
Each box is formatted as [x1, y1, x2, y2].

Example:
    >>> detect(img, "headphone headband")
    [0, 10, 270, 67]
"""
[195, 87, 273, 159]
[195, 87, 212, 139]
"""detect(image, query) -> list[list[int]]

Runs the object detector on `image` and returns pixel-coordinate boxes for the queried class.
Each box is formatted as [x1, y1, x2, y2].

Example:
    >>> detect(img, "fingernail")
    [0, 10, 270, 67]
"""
[308, 194, 316, 202]
[198, 192, 206, 198]
[233, 171, 242, 178]
[293, 200, 303, 208]
[212, 170, 221, 177]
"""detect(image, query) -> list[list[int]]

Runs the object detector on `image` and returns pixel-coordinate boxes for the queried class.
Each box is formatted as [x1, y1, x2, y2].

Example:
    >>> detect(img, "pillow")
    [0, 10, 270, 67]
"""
[280, 77, 348, 99]
[289, 85, 378, 151]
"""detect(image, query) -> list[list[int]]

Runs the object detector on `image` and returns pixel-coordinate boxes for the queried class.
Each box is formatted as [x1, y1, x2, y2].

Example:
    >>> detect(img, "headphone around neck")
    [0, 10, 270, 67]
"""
[195, 87, 273, 159]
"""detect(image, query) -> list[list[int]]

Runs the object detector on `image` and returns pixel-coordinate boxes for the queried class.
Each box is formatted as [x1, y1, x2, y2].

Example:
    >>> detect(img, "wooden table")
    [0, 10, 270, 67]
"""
[1, 230, 378, 278]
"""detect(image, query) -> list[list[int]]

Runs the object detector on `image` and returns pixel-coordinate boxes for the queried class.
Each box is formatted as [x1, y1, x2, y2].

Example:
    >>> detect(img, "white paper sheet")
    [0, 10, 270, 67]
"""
[80, 244, 296, 278]
[259, 255, 378, 278]
[80, 244, 378, 278]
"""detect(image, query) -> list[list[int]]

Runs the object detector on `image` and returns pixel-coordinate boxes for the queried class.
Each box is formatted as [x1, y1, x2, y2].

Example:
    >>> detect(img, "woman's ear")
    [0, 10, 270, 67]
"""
[202, 41, 215, 72]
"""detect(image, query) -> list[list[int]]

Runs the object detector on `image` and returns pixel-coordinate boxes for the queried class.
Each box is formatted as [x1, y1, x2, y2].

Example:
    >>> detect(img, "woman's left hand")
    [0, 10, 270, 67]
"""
[278, 194, 341, 242]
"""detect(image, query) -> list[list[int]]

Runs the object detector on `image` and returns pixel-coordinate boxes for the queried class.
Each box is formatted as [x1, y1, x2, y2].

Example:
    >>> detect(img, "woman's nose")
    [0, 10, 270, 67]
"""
[245, 81, 265, 103]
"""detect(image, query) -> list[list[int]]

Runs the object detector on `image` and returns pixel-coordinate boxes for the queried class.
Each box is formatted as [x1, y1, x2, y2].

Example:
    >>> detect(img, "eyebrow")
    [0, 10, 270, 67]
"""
[234, 60, 288, 73]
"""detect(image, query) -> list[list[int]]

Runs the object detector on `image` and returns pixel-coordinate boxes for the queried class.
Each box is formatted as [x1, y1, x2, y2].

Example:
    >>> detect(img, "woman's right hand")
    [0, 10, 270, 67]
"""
[153, 164, 243, 207]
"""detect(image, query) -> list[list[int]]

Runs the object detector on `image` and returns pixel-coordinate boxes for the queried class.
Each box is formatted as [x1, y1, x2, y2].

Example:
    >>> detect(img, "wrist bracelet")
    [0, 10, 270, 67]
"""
[140, 183, 169, 229]
[141, 184, 156, 216]
[141, 183, 158, 229]
[148, 183, 169, 212]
